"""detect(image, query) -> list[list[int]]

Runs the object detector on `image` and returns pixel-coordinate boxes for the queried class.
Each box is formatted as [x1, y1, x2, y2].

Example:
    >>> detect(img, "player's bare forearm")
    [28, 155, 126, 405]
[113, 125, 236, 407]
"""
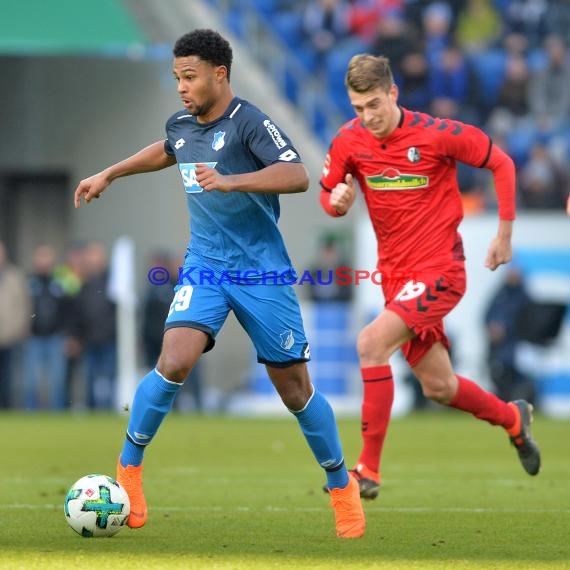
[74, 141, 176, 207]
[197, 162, 309, 194]
[485, 220, 513, 271]
[103, 141, 176, 182]
[496, 219, 513, 240]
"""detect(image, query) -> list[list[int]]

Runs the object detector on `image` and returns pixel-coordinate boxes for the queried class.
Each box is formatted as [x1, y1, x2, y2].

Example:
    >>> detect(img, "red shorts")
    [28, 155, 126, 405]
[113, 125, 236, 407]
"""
[383, 264, 466, 368]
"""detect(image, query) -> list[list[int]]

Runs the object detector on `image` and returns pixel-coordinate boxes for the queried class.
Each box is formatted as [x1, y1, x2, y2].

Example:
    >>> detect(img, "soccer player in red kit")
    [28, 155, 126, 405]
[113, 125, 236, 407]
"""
[319, 54, 541, 499]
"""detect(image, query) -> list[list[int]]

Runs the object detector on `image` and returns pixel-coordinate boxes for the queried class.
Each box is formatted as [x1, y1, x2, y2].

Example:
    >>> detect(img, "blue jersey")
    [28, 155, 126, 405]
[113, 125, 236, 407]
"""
[164, 97, 302, 281]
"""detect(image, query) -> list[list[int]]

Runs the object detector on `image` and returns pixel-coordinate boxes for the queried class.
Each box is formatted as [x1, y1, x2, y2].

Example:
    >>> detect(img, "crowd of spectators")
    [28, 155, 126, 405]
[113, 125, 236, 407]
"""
[0, 240, 204, 413]
[0, 240, 118, 411]
[219, 0, 570, 212]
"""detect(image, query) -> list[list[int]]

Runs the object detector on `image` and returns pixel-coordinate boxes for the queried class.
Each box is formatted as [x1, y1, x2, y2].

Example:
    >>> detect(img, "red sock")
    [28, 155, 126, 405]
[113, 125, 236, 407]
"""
[357, 365, 394, 474]
[449, 376, 516, 430]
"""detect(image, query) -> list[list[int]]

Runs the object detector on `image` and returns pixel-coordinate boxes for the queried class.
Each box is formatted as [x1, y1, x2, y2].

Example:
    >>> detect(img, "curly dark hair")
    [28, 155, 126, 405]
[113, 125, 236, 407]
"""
[173, 29, 233, 80]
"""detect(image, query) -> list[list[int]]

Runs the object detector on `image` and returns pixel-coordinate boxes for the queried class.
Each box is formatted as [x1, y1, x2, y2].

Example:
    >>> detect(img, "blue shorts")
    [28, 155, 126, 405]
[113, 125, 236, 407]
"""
[164, 275, 310, 368]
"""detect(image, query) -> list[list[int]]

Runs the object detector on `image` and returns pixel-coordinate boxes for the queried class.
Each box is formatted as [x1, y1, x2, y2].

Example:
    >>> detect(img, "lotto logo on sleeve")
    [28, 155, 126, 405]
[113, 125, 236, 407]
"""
[178, 162, 217, 194]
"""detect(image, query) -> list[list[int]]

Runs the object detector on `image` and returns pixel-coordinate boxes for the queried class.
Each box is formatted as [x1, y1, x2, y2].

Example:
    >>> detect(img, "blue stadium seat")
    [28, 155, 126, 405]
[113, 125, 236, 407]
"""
[224, 8, 246, 39]
[313, 302, 351, 329]
[249, 0, 283, 16]
[310, 103, 329, 144]
[282, 66, 299, 105]
[526, 48, 548, 72]
[505, 126, 538, 167]
[324, 40, 369, 119]
[468, 49, 507, 108]
[492, 0, 511, 16]
[272, 10, 303, 50]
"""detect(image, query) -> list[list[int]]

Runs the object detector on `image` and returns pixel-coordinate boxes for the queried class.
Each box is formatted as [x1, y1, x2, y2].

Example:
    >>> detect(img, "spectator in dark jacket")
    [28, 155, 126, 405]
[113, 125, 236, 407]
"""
[484, 266, 534, 403]
[54, 242, 86, 408]
[23, 245, 68, 410]
[69, 241, 117, 410]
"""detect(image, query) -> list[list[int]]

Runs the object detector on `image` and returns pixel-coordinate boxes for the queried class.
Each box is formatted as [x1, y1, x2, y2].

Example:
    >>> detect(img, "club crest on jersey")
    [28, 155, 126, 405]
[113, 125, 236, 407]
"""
[212, 131, 226, 151]
[407, 147, 421, 163]
[366, 168, 429, 191]
[280, 329, 295, 351]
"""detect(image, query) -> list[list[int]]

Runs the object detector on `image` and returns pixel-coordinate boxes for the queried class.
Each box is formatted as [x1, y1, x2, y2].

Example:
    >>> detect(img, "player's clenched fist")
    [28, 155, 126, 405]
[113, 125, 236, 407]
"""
[329, 173, 357, 215]
[194, 163, 232, 193]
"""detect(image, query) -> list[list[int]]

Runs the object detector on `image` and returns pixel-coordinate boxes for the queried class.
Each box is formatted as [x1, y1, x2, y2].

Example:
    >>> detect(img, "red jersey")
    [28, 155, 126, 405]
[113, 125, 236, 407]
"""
[320, 108, 511, 273]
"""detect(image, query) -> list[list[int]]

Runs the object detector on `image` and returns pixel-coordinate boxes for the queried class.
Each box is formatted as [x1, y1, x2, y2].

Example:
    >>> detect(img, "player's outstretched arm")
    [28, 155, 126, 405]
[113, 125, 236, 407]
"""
[74, 141, 176, 208]
[194, 162, 309, 194]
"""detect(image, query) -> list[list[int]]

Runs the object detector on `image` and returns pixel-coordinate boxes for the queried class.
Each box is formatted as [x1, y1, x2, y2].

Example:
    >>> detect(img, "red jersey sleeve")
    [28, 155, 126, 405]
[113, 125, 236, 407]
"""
[483, 144, 516, 220]
[319, 187, 345, 217]
[319, 123, 356, 217]
[437, 121, 516, 220]
[320, 126, 355, 191]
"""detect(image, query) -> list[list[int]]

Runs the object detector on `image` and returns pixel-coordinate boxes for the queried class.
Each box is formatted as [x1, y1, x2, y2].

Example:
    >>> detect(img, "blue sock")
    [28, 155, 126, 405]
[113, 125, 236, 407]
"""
[120, 368, 181, 467]
[290, 387, 349, 489]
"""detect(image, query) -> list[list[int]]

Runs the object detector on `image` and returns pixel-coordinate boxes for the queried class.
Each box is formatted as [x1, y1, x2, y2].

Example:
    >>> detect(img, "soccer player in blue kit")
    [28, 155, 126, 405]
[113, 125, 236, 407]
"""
[74, 29, 365, 538]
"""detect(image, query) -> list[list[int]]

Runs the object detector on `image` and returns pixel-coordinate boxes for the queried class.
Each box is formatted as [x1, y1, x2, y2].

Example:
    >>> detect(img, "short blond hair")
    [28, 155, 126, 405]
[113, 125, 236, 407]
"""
[345, 54, 394, 93]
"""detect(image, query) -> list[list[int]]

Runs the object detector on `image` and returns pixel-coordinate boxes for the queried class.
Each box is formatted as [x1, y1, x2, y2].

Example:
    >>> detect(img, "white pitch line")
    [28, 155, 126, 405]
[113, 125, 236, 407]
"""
[5, 504, 570, 514]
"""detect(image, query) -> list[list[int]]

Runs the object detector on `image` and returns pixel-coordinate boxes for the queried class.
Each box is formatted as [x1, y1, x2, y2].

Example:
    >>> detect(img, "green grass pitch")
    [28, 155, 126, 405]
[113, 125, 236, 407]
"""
[0, 410, 568, 569]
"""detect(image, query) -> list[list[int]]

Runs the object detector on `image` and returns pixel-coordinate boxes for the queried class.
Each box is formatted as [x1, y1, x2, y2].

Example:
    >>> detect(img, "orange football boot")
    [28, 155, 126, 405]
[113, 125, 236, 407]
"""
[329, 476, 366, 538]
[116, 458, 147, 528]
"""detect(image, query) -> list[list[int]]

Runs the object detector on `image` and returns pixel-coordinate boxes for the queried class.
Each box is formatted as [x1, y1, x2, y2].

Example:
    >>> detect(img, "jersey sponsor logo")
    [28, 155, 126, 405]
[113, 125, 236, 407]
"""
[394, 280, 426, 301]
[263, 119, 287, 149]
[407, 147, 421, 163]
[175, 138, 186, 149]
[366, 168, 428, 191]
[280, 329, 294, 350]
[212, 131, 226, 151]
[178, 162, 217, 194]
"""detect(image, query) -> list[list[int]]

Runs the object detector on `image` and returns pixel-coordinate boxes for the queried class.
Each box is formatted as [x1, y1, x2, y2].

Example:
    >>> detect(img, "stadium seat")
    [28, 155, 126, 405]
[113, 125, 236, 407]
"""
[526, 48, 548, 72]
[324, 39, 369, 119]
[224, 8, 246, 39]
[272, 10, 303, 50]
[249, 0, 283, 16]
[505, 126, 538, 166]
[468, 49, 507, 108]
